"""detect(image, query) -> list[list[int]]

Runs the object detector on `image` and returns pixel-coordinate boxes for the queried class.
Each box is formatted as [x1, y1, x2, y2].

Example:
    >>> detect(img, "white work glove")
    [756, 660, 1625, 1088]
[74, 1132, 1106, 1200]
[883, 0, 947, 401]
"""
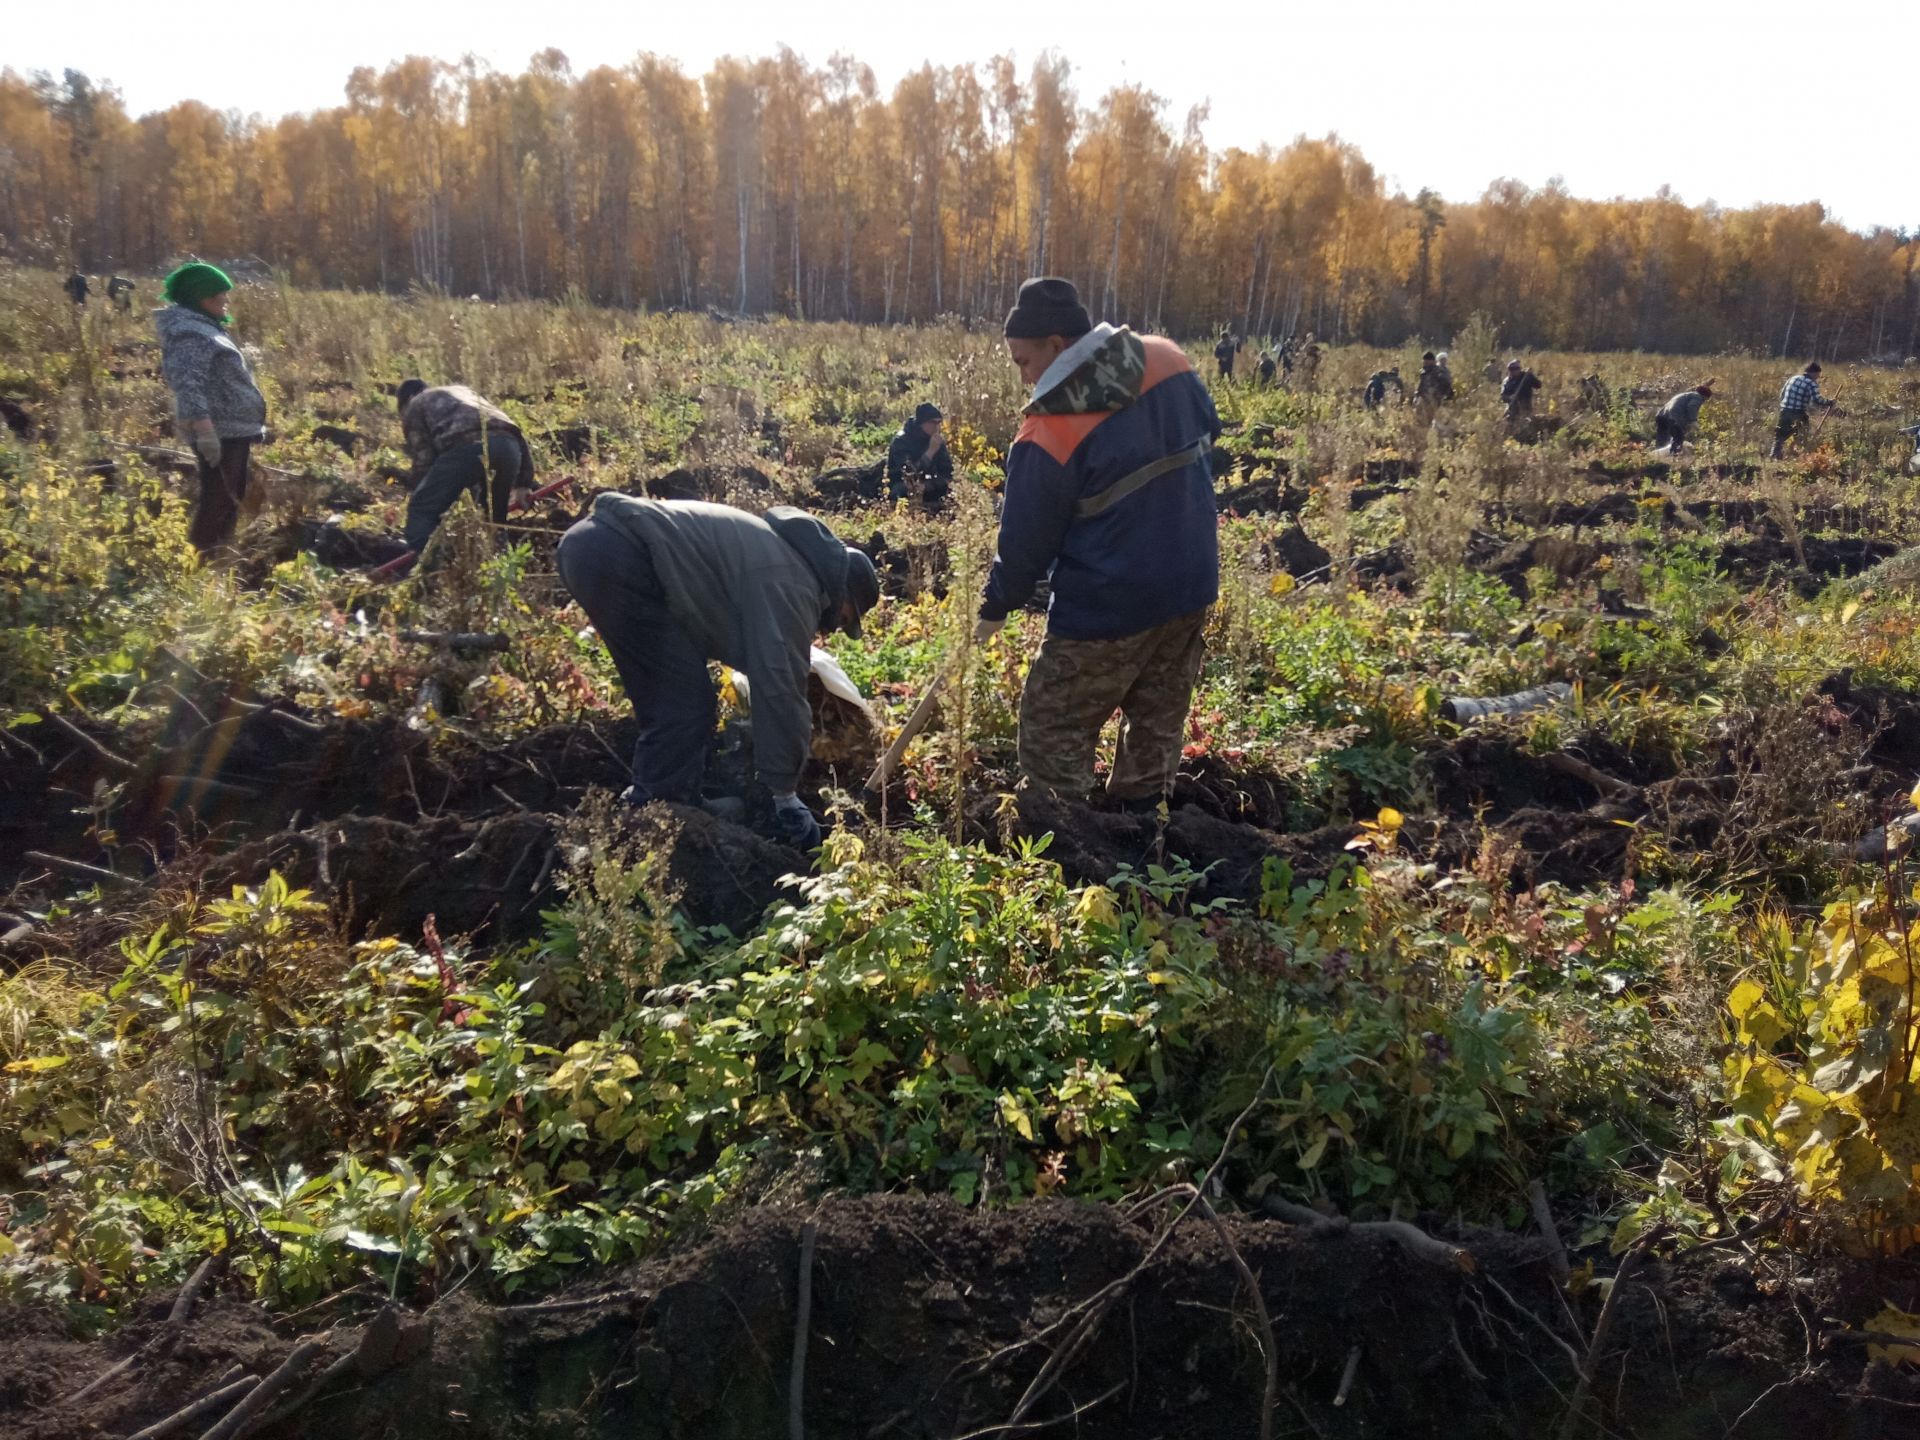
[190, 424, 223, 467]
[770, 793, 821, 850]
[973, 616, 1005, 644]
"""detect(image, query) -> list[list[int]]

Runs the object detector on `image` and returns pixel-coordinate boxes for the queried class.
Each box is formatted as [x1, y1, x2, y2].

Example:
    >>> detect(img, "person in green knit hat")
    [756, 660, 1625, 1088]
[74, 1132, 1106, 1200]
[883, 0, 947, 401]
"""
[155, 263, 268, 554]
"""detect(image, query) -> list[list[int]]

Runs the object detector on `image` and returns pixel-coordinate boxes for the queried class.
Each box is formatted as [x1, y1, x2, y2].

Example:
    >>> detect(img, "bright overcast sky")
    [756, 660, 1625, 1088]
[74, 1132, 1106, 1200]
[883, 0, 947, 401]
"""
[10, 0, 1913, 232]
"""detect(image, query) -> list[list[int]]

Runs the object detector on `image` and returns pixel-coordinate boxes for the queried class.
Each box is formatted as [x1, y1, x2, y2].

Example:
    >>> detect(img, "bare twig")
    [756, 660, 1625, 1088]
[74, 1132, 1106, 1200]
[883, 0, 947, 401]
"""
[789, 1220, 819, 1440]
[252, 1348, 357, 1433]
[63, 1254, 224, 1406]
[1557, 1232, 1661, 1440]
[62, 1352, 140, 1407]
[1190, 1189, 1278, 1440]
[157, 776, 262, 801]
[1481, 1272, 1585, 1370]
[159, 1253, 226, 1354]
[198, 1334, 329, 1440]
[1450, 1322, 1488, 1384]
[1539, 751, 1639, 800]
[1332, 1345, 1362, 1407]
[988, 1071, 1276, 1434]
[495, 1290, 644, 1314]
[1529, 1180, 1572, 1285]
[47, 711, 134, 773]
[1260, 1197, 1475, 1272]
[948, 1381, 1127, 1440]
[125, 1375, 257, 1440]
[23, 850, 138, 890]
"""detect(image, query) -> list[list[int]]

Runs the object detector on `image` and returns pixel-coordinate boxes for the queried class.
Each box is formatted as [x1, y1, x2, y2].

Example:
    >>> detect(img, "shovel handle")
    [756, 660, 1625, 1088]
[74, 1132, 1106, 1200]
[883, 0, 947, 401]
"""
[509, 475, 576, 513]
[864, 664, 954, 794]
[369, 549, 418, 580]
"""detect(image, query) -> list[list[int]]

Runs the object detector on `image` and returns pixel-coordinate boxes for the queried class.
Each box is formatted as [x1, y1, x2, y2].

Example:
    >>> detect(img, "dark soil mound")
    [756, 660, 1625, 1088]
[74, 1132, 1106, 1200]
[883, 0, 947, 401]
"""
[3, 1196, 1907, 1440]
[642, 465, 773, 503]
[1006, 786, 1357, 902]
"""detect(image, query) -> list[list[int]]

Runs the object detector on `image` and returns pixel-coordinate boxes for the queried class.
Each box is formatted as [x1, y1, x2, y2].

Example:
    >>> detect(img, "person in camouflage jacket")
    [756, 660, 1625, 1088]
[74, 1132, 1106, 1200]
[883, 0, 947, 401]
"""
[394, 380, 536, 553]
[977, 277, 1221, 809]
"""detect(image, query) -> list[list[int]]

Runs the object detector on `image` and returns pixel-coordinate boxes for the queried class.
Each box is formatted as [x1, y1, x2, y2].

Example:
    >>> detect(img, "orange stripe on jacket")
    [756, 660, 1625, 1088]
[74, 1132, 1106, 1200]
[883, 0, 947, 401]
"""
[1014, 334, 1197, 467]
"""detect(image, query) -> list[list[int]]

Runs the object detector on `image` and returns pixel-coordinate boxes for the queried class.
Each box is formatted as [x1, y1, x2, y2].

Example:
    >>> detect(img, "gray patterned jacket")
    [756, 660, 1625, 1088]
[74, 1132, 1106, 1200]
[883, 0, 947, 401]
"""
[155, 305, 267, 440]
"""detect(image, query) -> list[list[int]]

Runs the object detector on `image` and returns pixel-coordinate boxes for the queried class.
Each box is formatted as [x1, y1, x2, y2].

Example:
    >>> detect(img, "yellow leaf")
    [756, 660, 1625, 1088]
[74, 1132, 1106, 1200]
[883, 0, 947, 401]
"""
[998, 1094, 1035, 1141]
[1728, 979, 1766, 1020]
[1376, 807, 1405, 831]
[1863, 1304, 1920, 1366]
[1910, 777, 1920, 813]
[1268, 572, 1296, 597]
[1073, 886, 1119, 929]
[1843, 600, 1862, 625]
[1298, 1129, 1330, 1170]
[4, 1055, 71, 1073]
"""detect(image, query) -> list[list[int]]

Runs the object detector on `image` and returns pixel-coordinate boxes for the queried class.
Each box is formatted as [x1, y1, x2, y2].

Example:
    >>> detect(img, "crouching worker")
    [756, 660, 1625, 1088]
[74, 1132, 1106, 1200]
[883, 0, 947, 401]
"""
[886, 402, 953, 507]
[979, 277, 1221, 810]
[395, 379, 535, 553]
[556, 497, 881, 849]
[1653, 380, 1713, 454]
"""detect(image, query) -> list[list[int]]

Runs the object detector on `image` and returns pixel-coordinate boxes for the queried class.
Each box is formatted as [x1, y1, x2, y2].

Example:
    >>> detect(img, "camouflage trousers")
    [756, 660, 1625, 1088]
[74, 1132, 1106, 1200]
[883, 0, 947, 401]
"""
[1018, 608, 1209, 802]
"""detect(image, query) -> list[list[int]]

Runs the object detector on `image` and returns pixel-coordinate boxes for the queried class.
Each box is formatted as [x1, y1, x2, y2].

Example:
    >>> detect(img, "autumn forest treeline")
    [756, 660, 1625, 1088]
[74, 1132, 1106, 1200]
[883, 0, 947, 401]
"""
[2, 52, 1916, 358]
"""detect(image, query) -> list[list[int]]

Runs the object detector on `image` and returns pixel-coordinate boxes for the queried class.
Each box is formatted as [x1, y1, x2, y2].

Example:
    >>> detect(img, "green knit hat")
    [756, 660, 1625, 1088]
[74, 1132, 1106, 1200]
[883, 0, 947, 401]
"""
[162, 262, 233, 307]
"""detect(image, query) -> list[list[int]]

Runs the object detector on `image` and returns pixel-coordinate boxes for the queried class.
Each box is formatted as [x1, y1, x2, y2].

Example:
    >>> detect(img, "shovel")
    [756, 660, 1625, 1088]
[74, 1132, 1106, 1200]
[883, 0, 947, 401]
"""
[863, 663, 954, 798]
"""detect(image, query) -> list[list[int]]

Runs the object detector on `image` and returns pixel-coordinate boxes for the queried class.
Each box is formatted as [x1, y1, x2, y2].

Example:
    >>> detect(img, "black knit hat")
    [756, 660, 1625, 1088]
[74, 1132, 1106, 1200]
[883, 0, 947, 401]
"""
[1003, 277, 1092, 341]
[912, 402, 943, 425]
[841, 548, 881, 638]
[396, 377, 428, 411]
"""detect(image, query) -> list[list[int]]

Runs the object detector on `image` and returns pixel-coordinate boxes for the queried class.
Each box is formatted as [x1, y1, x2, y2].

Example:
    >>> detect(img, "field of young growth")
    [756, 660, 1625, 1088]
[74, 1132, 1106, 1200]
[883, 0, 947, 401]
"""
[5, 268, 1920, 1438]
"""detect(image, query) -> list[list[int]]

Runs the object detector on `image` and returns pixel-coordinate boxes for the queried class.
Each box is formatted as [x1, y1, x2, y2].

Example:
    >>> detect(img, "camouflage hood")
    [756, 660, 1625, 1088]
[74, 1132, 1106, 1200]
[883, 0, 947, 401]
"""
[1023, 323, 1148, 417]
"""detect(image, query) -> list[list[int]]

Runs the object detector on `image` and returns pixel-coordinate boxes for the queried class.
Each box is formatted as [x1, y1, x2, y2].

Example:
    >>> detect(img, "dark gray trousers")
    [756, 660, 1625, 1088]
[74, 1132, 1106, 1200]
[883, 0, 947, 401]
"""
[555, 512, 715, 804]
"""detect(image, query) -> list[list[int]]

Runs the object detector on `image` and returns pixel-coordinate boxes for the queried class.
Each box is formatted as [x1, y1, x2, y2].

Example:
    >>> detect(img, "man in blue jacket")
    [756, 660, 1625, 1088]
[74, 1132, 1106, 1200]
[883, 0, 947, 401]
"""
[976, 277, 1220, 809]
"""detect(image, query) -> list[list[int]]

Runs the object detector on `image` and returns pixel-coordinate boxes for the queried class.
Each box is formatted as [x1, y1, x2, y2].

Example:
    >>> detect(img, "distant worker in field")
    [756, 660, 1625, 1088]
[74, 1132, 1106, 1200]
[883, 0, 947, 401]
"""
[1213, 331, 1239, 381]
[107, 275, 135, 312]
[155, 263, 267, 555]
[555, 497, 880, 849]
[979, 277, 1221, 810]
[885, 402, 953, 508]
[1363, 367, 1403, 409]
[64, 271, 90, 307]
[1414, 351, 1454, 409]
[1501, 359, 1542, 420]
[1298, 341, 1324, 387]
[394, 379, 535, 555]
[1770, 361, 1837, 459]
[1652, 380, 1714, 455]
[1256, 349, 1278, 387]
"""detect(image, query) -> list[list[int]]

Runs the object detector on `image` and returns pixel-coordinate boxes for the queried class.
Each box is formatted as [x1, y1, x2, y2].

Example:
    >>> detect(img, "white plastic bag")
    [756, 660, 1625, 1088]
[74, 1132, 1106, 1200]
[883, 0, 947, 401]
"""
[731, 646, 871, 717]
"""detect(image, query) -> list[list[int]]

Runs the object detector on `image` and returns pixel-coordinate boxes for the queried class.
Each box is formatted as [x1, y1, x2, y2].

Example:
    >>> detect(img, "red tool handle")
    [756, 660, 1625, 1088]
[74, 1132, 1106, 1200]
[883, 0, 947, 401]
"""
[369, 549, 418, 580]
[509, 475, 576, 513]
